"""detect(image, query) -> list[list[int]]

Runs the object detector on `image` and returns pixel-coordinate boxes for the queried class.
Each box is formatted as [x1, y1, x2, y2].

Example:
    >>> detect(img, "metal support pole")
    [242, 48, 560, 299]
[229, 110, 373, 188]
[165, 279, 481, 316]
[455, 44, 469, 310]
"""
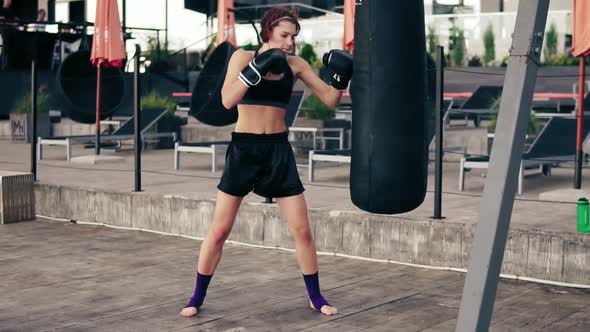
[48, 0, 55, 21]
[165, 0, 168, 50]
[575, 56, 586, 189]
[82, 0, 88, 48]
[184, 49, 189, 92]
[455, 1, 549, 331]
[31, 59, 38, 182]
[95, 63, 102, 155]
[0, 24, 6, 70]
[58, 26, 62, 55]
[122, 0, 127, 38]
[156, 30, 161, 61]
[433, 45, 444, 220]
[134, 45, 142, 192]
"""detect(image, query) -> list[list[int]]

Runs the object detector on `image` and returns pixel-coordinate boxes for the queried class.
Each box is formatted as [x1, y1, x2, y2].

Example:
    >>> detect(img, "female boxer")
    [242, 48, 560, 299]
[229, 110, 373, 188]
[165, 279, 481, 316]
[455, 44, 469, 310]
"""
[181, 7, 352, 318]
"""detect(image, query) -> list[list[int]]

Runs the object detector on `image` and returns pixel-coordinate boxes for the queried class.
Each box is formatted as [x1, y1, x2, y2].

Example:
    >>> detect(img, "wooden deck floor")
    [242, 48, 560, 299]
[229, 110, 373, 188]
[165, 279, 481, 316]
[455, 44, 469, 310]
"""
[1, 219, 589, 332]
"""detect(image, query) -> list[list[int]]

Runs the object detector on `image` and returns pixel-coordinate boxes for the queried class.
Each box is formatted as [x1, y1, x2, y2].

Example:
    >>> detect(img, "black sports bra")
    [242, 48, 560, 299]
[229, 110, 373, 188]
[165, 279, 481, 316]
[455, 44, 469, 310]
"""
[239, 49, 294, 109]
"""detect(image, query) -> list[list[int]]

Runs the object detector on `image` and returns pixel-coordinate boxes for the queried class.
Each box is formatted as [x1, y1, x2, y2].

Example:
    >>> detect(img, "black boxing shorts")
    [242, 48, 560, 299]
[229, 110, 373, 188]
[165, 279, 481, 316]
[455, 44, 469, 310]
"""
[217, 131, 305, 198]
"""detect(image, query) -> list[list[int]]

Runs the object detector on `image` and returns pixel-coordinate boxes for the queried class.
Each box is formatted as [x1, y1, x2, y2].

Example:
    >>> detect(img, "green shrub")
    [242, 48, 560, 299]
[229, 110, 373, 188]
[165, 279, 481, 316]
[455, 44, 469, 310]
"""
[468, 55, 482, 67]
[488, 97, 539, 134]
[299, 43, 318, 66]
[565, 55, 581, 66]
[449, 23, 465, 66]
[544, 22, 558, 60]
[483, 24, 495, 65]
[544, 53, 579, 66]
[141, 91, 176, 114]
[302, 94, 334, 120]
[240, 43, 257, 51]
[14, 91, 49, 114]
[311, 58, 323, 69]
[445, 53, 452, 67]
[427, 25, 439, 59]
[147, 36, 169, 62]
[500, 55, 509, 67]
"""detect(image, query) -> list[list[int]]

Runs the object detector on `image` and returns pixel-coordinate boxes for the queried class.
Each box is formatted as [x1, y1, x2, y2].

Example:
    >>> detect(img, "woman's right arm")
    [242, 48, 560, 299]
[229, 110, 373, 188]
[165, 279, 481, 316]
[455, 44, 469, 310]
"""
[221, 49, 252, 110]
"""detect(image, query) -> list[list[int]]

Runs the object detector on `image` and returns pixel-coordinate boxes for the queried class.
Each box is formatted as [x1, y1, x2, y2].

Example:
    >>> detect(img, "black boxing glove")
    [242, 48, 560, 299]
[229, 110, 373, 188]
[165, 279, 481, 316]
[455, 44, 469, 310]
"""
[322, 49, 353, 90]
[239, 48, 288, 87]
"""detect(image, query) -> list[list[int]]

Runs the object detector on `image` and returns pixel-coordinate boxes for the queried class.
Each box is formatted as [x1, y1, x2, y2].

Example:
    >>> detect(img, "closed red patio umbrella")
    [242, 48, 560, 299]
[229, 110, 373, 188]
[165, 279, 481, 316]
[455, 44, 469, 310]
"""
[572, 0, 590, 188]
[343, 0, 354, 51]
[91, 0, 126, 154]
[216, 0, 237, 47]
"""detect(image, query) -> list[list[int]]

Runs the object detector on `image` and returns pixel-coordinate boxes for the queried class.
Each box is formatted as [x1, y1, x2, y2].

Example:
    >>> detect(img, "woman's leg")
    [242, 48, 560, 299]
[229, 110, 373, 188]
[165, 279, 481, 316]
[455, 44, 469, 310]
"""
[197, 190, 244, 274]
[180, 190, 243, 317]
[275, 193, 337, 316]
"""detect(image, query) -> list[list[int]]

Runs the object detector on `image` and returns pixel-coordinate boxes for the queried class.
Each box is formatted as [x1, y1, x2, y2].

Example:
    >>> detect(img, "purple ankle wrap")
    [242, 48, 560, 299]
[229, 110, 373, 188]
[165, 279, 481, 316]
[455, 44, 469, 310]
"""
[185, 272, 213, 309]
[303, 272, 330, 310]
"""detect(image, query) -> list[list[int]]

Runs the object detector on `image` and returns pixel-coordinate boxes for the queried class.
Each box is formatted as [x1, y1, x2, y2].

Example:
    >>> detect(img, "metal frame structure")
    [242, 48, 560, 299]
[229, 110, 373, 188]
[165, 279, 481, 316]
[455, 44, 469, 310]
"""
[459, 157, 552, 194]
[174, 141, 229, 172]
[308, 150, 350, 182]
[37, 111, 177, 161]
[455, 1, 550, 330]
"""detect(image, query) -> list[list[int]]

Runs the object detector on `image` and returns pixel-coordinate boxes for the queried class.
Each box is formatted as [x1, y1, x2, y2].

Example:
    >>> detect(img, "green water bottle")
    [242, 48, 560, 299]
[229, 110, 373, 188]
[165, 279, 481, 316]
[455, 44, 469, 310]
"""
[577, 198, 590, 233]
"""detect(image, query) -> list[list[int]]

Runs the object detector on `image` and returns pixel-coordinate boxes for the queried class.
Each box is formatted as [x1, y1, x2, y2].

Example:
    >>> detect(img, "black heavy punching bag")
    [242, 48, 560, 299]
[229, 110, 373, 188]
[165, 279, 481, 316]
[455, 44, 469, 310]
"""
[190, 42, 238, 126]
[350, 1, 428, 214]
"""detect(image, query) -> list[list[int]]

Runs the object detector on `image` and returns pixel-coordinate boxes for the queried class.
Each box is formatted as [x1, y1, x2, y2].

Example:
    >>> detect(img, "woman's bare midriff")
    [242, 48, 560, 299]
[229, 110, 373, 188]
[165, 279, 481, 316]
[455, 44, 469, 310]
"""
[234, 104, 288, 134]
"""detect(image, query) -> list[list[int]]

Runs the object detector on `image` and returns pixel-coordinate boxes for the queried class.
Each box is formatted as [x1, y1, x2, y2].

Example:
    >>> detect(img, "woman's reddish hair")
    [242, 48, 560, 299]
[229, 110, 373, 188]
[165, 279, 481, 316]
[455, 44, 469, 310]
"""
[259, 7, 300, 42]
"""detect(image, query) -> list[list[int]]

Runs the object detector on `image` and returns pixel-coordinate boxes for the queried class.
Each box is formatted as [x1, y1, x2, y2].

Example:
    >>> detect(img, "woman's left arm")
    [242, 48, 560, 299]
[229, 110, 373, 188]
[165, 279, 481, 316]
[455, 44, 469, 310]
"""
[292, 56, 342, 109]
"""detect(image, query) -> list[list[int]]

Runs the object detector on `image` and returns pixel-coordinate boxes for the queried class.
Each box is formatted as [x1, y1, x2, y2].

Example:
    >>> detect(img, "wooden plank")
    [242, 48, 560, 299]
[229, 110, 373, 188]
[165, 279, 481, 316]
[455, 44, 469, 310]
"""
[362, 294, 457, 331]
[540, 310, 590, 332]
[492, 291, 578, 330]
[419, 318, 457, 332]
[2, 219, 590, 332]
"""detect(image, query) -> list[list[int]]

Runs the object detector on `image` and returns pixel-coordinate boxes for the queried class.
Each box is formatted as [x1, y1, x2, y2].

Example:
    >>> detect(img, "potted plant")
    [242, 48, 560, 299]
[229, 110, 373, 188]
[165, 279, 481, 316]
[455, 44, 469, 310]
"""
[301, 94, 335, 126]
[140, 90, 186, 148]
[146, 36, 170, 73]
[10, 91, 51, 143]
[287, 94, 336, 151]
[483, 23, 496, 66]
[487, 97, 540, 154]
[427, 25, 439, 60]
[299, 43, 323, 70]
[449, 22, 466, 66]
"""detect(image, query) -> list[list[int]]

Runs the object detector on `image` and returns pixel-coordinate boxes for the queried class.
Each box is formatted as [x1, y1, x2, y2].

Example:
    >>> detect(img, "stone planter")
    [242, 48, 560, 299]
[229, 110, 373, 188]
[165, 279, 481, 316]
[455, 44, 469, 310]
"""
[10, 112, 51, 143]
[0, 120, 11, 139]
[0, 171, 35, 224]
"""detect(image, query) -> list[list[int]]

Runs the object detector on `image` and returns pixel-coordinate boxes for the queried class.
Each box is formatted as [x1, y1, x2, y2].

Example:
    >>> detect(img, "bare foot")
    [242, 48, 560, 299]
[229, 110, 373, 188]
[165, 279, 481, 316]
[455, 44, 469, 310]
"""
[309, 300, 338, 316]
[180, 306, 198, 317]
